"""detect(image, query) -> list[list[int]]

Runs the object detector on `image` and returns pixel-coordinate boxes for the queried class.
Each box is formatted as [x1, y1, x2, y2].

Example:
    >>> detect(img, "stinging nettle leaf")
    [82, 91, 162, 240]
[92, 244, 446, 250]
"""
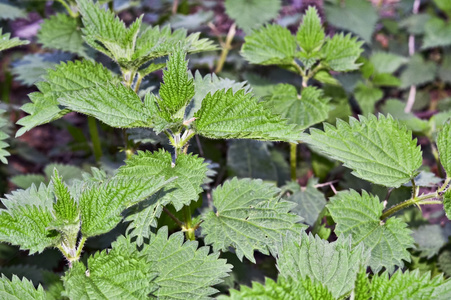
[277, 232, 369, 298]
[0, 109, 10, 164]
[225, 0, 281, 33]
[79, 175, 173, 238]
[241, 24, 297, 65]
[327, 190, 414, 273]
[400, 54, 437, 89]
[297, 6, 325, 54]
[266, 84, 329, 130]
[16, 59, 119, 136]
[141, 226, 232, 299]
[158, 49, 194, 121]
[37, 13, 89, 58]
[201, 178, 304, 263]
[194, 88, 302, 143]
[219, 276, 334, 300]
[63, 236, 157, 299]
[51, 169, 78, 223]
[369, 52, 408, 74]
[0, 275, 47, 299]
[59, 82, 153, 128]
[437, 121, 451, 178]
[0, 28, 28, 52]
[301, 114, 422, 187]
[320, 33, 364, 72]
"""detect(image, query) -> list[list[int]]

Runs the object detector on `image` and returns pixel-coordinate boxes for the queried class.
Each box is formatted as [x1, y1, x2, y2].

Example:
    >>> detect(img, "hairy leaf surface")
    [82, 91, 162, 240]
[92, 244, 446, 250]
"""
[266, 84, 329, 130]
[437, 121, 451, 178]
[277, 232, 368, 298]
[202, 178, 304, 262]
[0, 275, 46, 299]
[241, 24, 297, 65]
[220, 277, 333, 300]
[0, 109, 10, 164]
[79, 176, 172, 237]
[63, 236, 157, 299]
[321, 33, 364, 71]
[328, 190, 414, 273]
[301, 114, 422, 187]
[59, 82, 153, 128]
[194, 89, 302, 142]
[16, 60, 118, 136]
[142, 227, 232, 299]
[297, 6, 325, 54]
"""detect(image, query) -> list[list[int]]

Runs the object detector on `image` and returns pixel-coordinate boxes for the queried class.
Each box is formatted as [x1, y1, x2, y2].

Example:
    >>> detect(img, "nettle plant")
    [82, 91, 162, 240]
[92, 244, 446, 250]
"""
[3, 1, 451, 299]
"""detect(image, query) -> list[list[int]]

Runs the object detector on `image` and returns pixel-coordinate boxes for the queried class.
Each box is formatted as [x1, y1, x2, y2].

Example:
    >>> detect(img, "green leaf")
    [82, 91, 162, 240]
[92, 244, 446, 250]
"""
[241, 24, 297, 65]
[16, 60, 118, 136]
[43, 163, 84, 183]
[380, 99, 429, 133]
[116, 149, 207, 211]
[297, 6, 325, 54]
[412, 224, 451, 259]
[0, 28, 28, 52]
[141, 227, 232, 299]
[79, 176, 172, 238]
[158, 49, 194, 122]
[286, 178, 326, 226]
[443, 189, 451, 221]
[133, 25, 217, 69]
[0, 2, 26, 20]
[51, 169, 78, 223]
[194, 89, 302, 142]
[361, 269, 451, 299]
[188, 70, 250, 119]
[437, 121, 451, 177]
[327, 190, 414, 273]
[434, 0, 451, 15]
[0, 275, 46, 299]
[301, 114, 422, 187]
[324, 0, 378, 43]
[439, 53, 451, 84]
[372, 73, 401, 87]
[354, 83, 383, 115]
[220, 276, 334, 300]
[0, 204, 60, 254]
[321, 33, 364, 71]
[369, 52, 408, 74]
[399, 14, 431, 35]
[10, 174, 46, 189]
[266, 84, 329, 130]
[11, 53, 72, 87]
[59, 82, 153, 128]
[400, 54, 437, 89]
[422, 17, 451, 49]
[202, 178, 304, 262]
[37, 13, 89, 57]
[77, 0, 141, 64]
[277, 232, 368, 298]
[225, 0, 281, 33]
[0, 109, 10, 164]
[63, 236, 157, 299]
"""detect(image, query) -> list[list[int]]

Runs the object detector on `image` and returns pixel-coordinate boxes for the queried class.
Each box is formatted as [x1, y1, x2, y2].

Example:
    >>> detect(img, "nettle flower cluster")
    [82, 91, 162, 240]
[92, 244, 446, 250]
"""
[1, 1, 451, 299]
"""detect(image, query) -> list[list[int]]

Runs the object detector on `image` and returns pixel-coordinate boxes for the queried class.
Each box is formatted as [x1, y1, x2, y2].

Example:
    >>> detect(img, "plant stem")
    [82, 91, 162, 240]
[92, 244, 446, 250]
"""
[380, 191, 439, 220]
[183, 206, 195, 240]
[215, 23, 236, 73]
[163, 206, 184, 227]
[88, 116, 102, 163]
[134, 73, 143, 93]
[56, 0, 78, 17]
[75, 236, 87, 260]
[290, 143, 297, 181]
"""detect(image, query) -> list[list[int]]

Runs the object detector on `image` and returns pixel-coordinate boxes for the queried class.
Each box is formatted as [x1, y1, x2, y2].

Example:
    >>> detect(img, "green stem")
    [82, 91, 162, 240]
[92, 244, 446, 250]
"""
[74, 236, 87, 260]
[290, 143, 297, 181]
[163, 206, 184, 227]
[134, 73, 143, 93]
[183, 206, 195, 240]
[56, 0, 78, 17]
[215, 23, 236, 73]
[88, 116, 102, 163]
[291, 60, 305, 77]
[380, 191, 439, 220]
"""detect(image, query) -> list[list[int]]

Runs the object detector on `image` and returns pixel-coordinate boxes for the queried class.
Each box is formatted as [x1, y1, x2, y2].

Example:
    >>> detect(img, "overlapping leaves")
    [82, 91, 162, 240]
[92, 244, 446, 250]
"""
[202, 178, 304, 262]
[301, 114, 422, 187]
[0, 109, 10, 164]
[328, 190, 414, 273]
